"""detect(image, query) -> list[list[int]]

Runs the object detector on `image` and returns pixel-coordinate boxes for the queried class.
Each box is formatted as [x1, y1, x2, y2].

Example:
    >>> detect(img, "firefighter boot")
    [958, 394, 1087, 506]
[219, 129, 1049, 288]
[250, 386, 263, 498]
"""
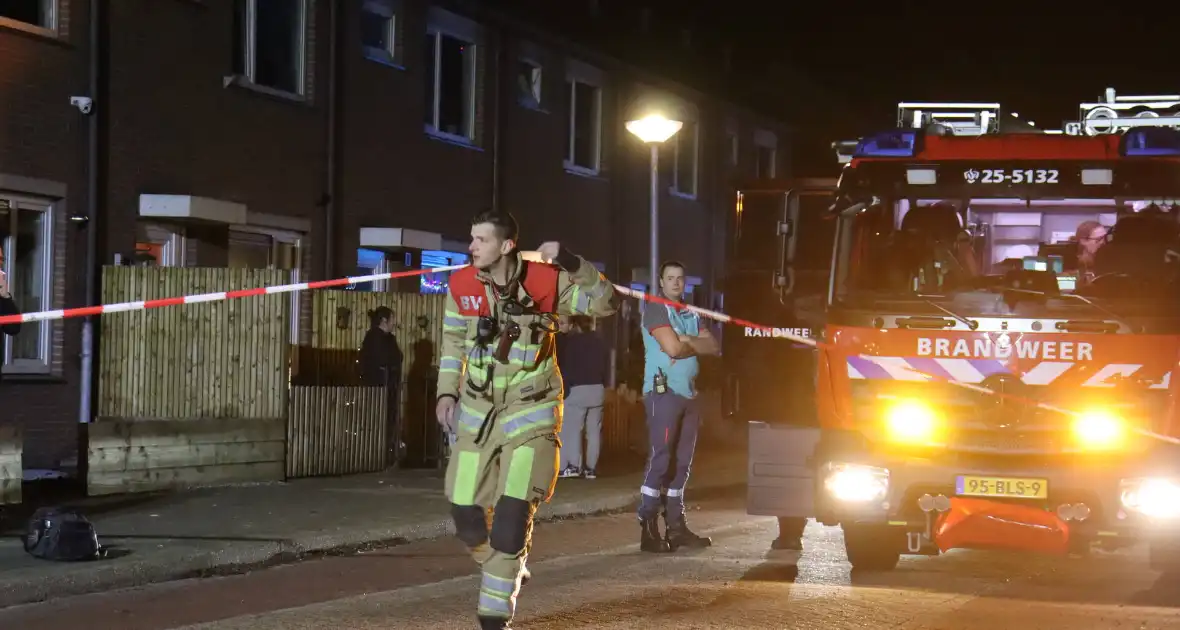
[666, 520, 712, 551]
[640, 516, 671, 553]
[478, 616, 512, 630]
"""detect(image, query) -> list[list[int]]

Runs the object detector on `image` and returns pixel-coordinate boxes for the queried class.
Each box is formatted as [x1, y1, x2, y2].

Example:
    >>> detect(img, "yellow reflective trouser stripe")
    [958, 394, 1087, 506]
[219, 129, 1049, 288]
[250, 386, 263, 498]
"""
[504, 446, 536, 500]
[443, 314, 466, 330]
[439, 357, 463, 372]
[478, 572, 515, 617]
[451, 450, 480, 505]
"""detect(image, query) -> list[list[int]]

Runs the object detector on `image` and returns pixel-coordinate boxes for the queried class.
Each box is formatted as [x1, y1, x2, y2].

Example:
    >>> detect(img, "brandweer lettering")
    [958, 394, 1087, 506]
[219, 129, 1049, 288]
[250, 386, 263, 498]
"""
[744, 327, 811, 339]
[916, 337, 1093, 361]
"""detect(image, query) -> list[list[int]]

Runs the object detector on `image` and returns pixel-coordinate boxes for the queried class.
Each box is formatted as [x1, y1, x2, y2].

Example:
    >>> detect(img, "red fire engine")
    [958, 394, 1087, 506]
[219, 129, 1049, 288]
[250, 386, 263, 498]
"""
[731, 91, 1180, 571]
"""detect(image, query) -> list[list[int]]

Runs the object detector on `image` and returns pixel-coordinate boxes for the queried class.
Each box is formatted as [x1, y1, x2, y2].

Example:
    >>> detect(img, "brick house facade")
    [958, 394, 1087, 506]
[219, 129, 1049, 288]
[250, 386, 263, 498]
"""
[0, 0, 795, 472]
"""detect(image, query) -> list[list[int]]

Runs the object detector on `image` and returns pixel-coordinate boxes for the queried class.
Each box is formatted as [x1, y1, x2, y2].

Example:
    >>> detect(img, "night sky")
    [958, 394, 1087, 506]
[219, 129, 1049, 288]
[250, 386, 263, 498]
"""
[732, 2, 1175, 131]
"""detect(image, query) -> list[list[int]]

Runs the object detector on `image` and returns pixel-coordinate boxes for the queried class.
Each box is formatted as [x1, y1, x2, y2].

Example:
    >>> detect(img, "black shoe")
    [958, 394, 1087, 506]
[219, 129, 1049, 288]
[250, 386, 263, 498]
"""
[479, 615, 512, 629]
[640, 517, 671, 553]
[666, 523, 712, 551]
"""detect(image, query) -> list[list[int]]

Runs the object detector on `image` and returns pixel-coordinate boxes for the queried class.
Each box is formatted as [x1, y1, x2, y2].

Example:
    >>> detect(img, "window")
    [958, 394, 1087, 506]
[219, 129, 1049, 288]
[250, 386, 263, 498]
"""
[361, 0, 400, 66]
[728, 133, 739, 167]
[756, 145, 776, 178]
[517, 59, 542, 109]
[0, 198, 53, 374]
[424, 30, 478, 142]
[0, 0, 55, 32]
[135, 223, 187, 267]
[233, 0, 308, 96]
[565, 79, 602, 173]
[672, 120, 699, 197]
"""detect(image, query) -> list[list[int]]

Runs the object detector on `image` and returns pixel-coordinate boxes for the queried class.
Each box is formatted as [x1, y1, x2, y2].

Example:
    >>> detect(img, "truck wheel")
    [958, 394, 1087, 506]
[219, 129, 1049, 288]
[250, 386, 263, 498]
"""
[842, 524, 903, 571]
[1149, 541, 1180, 576]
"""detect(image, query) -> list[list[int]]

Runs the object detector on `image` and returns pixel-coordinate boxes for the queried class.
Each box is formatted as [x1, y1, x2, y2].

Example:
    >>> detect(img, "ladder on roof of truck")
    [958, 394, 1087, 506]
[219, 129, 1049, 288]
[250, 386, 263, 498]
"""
[897, 101, 1001, 137]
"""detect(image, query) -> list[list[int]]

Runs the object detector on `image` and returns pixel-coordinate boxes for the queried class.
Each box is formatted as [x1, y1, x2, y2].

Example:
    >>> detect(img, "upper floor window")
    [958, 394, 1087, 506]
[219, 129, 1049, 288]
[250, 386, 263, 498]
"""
[671, 120, 699, 198]
[424, 11, 481, 144]
[517, 59, 542, 109]
[564, 62, 604, 176]
[362, 0, 402, 67]
[755, 130, 778, 179]
[0, 197, 54, 375]
[233, 0, 308, 97]
[0, 0, 56, 34]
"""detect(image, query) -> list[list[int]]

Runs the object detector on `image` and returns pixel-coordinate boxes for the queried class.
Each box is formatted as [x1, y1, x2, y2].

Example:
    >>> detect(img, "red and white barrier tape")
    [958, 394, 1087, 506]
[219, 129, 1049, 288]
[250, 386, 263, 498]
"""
[0, 264, 468, 325]
[1, 261, 1175, 445]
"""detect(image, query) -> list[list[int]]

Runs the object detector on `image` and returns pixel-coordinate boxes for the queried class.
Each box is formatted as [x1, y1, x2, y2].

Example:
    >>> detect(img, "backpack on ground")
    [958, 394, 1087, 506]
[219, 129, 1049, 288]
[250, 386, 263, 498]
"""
[23, 507, 107, 562]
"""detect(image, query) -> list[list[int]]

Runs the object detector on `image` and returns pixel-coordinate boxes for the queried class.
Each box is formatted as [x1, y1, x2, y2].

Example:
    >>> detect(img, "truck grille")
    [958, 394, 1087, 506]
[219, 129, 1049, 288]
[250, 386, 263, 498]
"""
[849, 379, 1165, 455]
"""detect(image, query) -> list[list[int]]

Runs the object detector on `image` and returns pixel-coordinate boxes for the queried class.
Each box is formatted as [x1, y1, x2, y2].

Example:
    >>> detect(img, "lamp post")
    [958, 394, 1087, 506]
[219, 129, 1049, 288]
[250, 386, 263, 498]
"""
[625, 114, 682, 296]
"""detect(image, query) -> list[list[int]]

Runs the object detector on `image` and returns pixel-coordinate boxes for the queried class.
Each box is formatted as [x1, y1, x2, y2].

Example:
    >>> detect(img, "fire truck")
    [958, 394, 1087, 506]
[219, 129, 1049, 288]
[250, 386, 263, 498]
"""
[730, 90, 1180, 572]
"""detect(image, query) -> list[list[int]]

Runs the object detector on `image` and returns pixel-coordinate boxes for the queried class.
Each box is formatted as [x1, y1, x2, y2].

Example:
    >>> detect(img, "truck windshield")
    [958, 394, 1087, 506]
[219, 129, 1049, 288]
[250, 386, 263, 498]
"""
[831, 196, 1180, 317]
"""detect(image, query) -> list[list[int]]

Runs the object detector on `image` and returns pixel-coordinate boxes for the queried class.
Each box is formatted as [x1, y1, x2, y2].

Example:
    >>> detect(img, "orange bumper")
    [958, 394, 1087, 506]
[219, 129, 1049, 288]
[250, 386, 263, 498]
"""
[933, 497, 1070, 555]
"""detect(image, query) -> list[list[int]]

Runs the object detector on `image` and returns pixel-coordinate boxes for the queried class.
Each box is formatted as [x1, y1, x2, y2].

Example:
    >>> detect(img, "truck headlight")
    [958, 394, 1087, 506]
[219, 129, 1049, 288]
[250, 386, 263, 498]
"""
[1072, 409, 1125, 449]
[824, 463, 889, 503]
[1121, 477, 1180, 518]
[884, 399, 938, 444]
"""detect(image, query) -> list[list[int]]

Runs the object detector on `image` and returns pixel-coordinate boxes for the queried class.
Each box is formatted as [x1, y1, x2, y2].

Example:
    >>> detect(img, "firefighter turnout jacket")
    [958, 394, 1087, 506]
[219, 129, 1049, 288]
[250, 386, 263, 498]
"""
[438, 250, 616, 441]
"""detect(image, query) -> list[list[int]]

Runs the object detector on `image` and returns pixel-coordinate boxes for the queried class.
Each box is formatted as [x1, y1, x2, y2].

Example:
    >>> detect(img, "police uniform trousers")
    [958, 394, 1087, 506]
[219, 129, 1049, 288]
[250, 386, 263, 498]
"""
[445, 404, 561, 622]
[637, 391, 700, 525]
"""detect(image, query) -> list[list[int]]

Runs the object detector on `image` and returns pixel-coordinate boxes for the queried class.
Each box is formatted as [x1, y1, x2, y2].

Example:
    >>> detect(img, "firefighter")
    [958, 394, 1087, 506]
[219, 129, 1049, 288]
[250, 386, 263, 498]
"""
[437, 210, 617, 630]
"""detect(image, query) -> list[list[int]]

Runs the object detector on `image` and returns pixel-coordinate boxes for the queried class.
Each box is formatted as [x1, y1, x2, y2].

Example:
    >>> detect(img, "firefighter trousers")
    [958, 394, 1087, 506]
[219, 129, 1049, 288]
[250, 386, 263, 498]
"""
[445, 422, 560, 622]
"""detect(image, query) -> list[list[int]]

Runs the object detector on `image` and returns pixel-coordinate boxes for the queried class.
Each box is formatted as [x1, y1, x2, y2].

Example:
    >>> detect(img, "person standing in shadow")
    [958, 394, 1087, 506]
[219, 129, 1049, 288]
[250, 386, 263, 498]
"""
[556, 315, 609, 479]
[360, 306, 404, 467]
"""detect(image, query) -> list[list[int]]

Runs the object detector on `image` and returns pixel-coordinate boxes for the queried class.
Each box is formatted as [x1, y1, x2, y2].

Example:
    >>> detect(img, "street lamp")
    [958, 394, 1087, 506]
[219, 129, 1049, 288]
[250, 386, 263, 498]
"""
[625, 114, 683, 296]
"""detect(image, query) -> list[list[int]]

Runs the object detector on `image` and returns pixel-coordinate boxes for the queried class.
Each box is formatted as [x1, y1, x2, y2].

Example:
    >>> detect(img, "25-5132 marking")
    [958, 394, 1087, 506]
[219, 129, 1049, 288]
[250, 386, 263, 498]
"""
[963, 168, 1060, 184]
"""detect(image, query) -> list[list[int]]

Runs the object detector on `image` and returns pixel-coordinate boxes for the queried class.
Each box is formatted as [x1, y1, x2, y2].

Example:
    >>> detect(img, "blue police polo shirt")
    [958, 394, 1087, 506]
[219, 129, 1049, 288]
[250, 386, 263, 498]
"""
[641, 301, 701, 399]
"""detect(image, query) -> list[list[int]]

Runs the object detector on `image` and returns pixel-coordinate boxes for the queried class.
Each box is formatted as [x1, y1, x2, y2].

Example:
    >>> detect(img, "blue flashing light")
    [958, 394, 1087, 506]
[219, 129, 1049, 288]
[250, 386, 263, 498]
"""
[1121, 127, 1180, 157]
[854, 130, 918, 158]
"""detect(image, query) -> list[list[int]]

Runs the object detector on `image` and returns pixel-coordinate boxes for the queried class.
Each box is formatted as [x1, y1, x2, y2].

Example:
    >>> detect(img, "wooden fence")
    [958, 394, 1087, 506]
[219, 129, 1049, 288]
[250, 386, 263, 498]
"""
[0, 427, 20, 505]
[91, 266, 290, 495]
[286, 290, 446, 476]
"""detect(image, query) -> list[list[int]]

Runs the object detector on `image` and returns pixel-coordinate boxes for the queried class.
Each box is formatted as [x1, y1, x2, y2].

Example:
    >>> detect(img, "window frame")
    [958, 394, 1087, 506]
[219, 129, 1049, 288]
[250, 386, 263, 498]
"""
[361, 0, 402, 68]
[423, 8, 482, 146]
[517, 57, 543, 110]
[564, 60, 605, 177]
[754, 129, 778, 179]
[0, 196, 54, 375]
[0, 0, 58, 38]
[670, 118, 700, 199]
[235, 0, 310, 99]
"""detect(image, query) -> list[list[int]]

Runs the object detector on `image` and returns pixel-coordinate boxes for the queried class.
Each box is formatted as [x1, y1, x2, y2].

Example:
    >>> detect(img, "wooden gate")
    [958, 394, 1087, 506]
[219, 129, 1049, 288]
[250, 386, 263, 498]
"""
[286, 290, 445, 477]
[0, 427, 20, 505]
[91, 266, 290, 496]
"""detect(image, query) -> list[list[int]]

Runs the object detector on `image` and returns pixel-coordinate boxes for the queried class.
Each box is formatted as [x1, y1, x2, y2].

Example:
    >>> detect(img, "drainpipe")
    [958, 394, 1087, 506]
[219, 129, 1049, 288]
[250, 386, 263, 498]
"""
[323, 0, 340, 279]
[78, 0, 104, 431]
[489, 26, 504, 213]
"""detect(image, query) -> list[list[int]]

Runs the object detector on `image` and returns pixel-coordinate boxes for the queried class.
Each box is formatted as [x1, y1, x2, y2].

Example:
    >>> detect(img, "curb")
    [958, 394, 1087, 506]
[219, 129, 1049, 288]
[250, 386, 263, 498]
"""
[0, 474, 746, 609]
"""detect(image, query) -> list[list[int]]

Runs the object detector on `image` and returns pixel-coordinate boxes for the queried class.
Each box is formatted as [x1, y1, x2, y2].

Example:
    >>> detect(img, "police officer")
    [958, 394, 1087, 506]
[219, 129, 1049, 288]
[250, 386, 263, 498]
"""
[637, 261, 718, 552]
[436, 210, 617, 630]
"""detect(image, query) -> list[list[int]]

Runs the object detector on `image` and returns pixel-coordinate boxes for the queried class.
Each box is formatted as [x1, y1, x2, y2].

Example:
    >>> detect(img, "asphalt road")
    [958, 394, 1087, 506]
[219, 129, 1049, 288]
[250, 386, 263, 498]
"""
[5, 494, 1180, 630]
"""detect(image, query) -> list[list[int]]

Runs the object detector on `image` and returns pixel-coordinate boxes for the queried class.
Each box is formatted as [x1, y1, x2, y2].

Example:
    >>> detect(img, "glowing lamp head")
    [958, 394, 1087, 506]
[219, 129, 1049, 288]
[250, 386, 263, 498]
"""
[884, 400, 938, 444]
[1071, 410, 1125, 449]
[625, 114, 683, 144]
